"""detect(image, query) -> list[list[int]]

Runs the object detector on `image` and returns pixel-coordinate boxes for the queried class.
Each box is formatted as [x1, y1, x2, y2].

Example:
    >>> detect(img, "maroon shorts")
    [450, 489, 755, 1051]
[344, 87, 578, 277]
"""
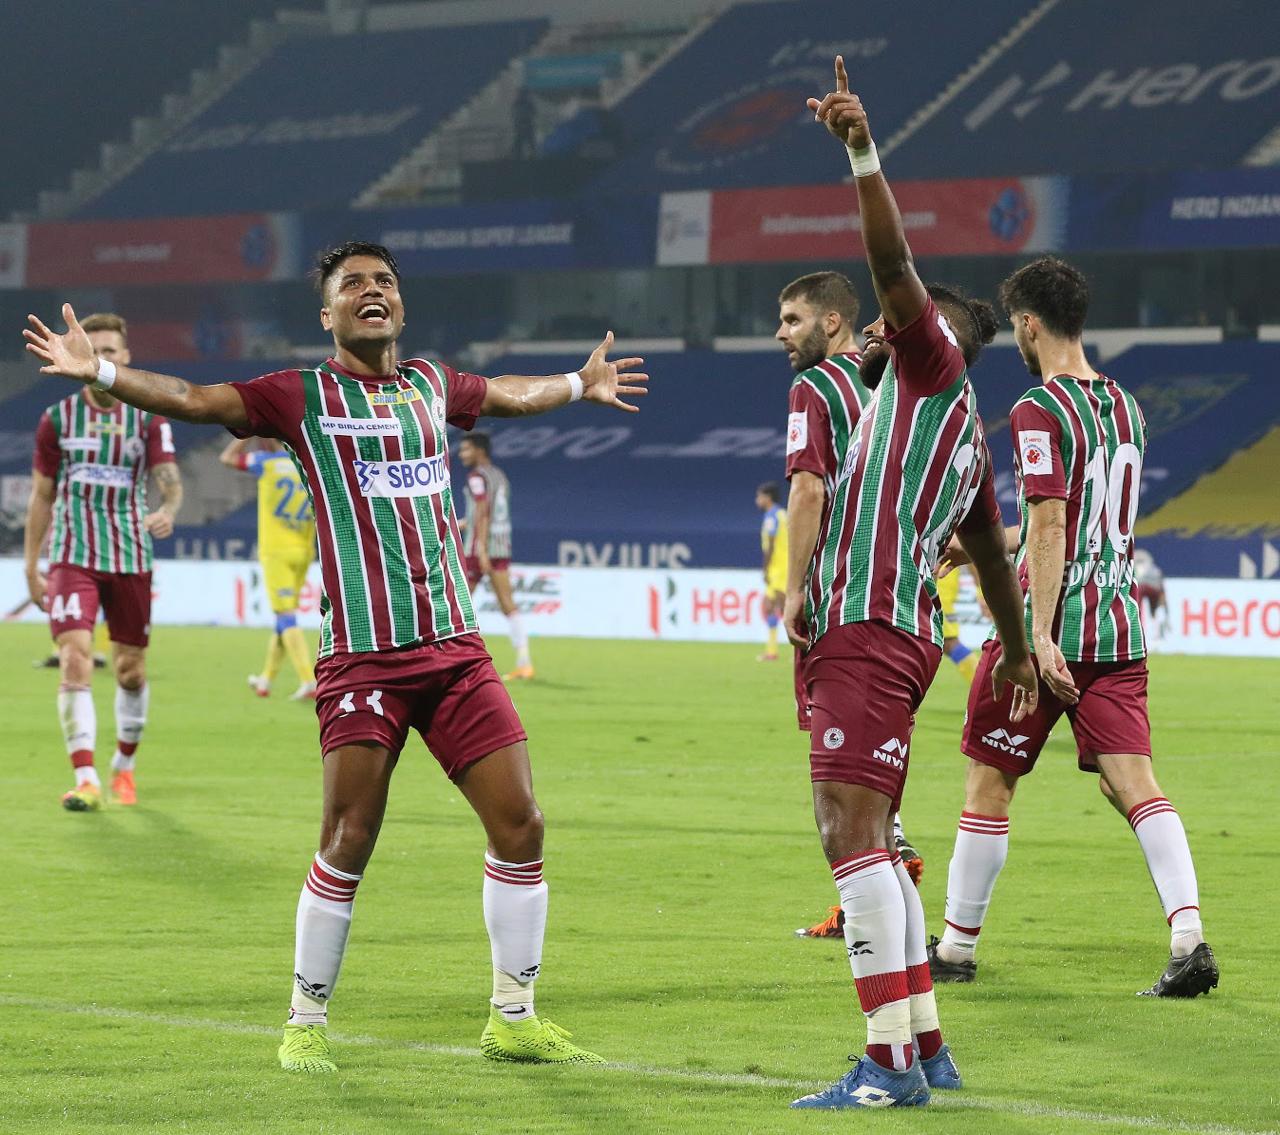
[803, 620, 942, 811]
[46, 563, 152, 647]
[314, 633, 527, 780]
[465, 556, 512, 589]
[962, 639, 1152, 775]
[794, 646, 812, 732]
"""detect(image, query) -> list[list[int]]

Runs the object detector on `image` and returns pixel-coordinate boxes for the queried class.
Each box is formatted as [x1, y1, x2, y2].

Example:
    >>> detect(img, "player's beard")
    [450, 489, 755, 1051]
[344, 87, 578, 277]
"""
[788, 325, 829, 373]
[858, 346, 891, 389]
[1020, 345, 1043, 377]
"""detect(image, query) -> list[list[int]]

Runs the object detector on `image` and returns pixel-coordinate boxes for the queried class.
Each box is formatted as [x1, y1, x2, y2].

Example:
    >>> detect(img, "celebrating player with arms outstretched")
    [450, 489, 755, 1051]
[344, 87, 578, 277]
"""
[928, 256, 1218, 999]
[786, 60, 1038, 1111]
[26, 241, 647, 1074]
[25, 312, 183, 811]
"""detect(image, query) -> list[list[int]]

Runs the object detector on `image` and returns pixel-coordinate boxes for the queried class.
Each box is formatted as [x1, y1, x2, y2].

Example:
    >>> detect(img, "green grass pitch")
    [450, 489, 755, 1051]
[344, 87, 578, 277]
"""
[3, 623, 1277, 1134]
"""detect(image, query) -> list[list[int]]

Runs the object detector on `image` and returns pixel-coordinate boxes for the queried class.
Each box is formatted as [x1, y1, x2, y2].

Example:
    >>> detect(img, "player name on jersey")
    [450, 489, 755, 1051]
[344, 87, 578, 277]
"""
[1011, 374, 1147, 663]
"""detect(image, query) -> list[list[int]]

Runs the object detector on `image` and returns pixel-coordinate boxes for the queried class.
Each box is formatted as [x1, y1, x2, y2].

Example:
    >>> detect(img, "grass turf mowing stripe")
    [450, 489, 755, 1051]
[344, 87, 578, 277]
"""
[2, 994, 1272, 1135]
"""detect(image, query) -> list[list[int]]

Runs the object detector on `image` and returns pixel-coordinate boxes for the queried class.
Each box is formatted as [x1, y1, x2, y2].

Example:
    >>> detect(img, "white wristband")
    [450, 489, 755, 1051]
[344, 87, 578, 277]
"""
[92, 358, 117, 391]
[847, 142, 881, 178]
[565, 371, 584, 402]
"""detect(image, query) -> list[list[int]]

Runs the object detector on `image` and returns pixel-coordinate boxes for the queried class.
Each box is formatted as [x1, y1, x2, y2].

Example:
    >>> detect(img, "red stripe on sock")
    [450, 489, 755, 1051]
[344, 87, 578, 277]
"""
[943, 919, 981, 937]
[960, 811, 1008, 823]
[832, 849, 890, 882]
[116, 740, 138, 757]
[906, 962, 933, 995]
[1166, 904, 1199, 925]
[70, 749, 95, 769]
[484, 867, 543, 886]
[1126, 796, 1174, 830]
[853, 970, 909, 1015]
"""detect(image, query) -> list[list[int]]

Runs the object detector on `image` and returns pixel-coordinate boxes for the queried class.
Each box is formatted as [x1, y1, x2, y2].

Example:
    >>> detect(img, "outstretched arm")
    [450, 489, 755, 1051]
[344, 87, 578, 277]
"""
[480, 331, 648, 418]
[219, 437, 254, 469]
[26, 304, 249, 430]
[807, 57, 928, 331]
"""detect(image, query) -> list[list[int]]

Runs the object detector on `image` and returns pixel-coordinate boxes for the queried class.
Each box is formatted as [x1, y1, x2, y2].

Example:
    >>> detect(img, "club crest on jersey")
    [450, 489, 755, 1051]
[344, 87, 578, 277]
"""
[352, 455, 448, 498]
[431, 398, 447, 427]
[823, 727, 845, 750]
[1018, 430, 1053, 474]
[123, 437, 145, 461]
[369, 388, 421, 406]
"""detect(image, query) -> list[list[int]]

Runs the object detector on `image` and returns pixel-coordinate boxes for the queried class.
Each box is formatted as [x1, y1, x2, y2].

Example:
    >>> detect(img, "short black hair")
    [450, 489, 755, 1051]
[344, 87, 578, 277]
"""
[462, 431, 490, 454]
[313, 240, 401, 296]
[778, 271, 860, 329]
[926, 283, 999, 367]
[998, 256, 1089, 339]
[757, 481, 781, 503]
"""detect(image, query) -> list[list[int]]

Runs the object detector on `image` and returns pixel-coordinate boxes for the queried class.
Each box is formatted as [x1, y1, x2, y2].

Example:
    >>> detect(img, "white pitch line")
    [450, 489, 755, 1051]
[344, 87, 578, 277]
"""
[1, 994, 1274, 1135]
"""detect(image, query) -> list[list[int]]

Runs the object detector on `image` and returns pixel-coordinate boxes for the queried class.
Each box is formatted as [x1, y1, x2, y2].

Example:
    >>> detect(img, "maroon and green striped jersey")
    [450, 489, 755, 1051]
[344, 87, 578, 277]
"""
[788, 300, 1001, 649]
[231, 357, 487, 658]
[1010, 375, 1147, 662]
[34, 390, 176, 574]
[461, 463, 513, 560]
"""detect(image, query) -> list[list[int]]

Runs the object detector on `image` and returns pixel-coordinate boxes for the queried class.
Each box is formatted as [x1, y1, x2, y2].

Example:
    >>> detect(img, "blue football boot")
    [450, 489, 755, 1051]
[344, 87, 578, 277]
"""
[790, 1055, 930, 1109]
[920, 1044, 962, 1089]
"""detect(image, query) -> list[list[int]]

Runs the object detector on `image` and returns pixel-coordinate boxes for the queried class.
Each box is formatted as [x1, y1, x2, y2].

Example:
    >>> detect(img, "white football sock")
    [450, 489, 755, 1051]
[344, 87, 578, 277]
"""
[833, 850, 911, 1071]
[483, 854, 546, 1021]
[1127, 797, 1203, 956]
[940, 811, 1009, 959]
[58, 685, 97, 783]
[892, 853, 941, 1051]
[113, 682, 148, 769]
[289, 855, 361, 1025]
[507, 613, 532, 669]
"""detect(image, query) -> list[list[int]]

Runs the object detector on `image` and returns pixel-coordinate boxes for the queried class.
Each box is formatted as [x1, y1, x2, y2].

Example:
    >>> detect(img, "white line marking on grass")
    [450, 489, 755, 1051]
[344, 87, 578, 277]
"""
[2, 995, 1273, 1135]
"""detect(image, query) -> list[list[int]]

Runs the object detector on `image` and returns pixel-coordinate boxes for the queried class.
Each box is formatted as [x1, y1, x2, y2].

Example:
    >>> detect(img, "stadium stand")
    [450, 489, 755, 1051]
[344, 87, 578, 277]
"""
[78, 20, 547, 218]
[888, 0, 1280, 179]
[592, 0, 1037, 195]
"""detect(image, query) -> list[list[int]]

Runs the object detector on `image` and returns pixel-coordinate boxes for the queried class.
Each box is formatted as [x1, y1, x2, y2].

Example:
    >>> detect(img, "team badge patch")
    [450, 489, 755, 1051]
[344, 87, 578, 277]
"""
[786, 411, 808, 455]
[822, 727, 845, 750]
[1018, 430, 1053, 474]
[431, 399, 447, 427]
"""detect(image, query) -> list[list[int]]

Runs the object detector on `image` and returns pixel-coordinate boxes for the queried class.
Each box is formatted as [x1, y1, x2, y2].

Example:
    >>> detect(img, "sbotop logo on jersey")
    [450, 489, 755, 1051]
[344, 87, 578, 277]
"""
[67, 462, 134, 489]
[352, 454, 448, 498]
[982, 729, 1030, 758]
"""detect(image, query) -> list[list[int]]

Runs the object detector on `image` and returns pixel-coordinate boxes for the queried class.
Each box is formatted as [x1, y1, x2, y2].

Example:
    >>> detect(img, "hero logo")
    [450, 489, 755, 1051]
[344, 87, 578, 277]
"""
[872, 737, 907, 769]
[822, 727, 845, 750]
[786, 412, 807, 455]
[982, 729, 1030, 758]
[965, 58, 1280, 133]
[352, 455, 448, 498]
[1019, 430, 1053, 474]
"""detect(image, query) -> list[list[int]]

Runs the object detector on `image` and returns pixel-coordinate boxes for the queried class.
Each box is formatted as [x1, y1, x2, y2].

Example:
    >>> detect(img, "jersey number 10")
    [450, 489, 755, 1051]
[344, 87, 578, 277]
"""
[1083, 442, 1140, 555]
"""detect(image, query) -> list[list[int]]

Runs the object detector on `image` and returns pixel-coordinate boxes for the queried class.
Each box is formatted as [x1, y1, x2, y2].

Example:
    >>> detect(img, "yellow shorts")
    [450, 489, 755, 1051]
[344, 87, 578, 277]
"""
[262, 547, 312, 614]
[765, 569, 787, 597]
[936, 569, 960, 639]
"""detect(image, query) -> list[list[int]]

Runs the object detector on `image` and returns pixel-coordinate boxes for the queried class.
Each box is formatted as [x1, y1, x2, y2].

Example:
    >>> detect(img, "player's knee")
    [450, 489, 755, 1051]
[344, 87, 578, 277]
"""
[321, 811, 381, 869]
[115, 656, 146, 690]
[492, 802, 544, 861]
[59, 643, 93, 685]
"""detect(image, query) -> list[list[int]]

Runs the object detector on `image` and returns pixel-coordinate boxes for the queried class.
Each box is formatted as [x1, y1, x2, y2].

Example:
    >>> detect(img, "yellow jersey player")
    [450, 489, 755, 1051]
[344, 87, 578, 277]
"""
[756, 481, 789, 661]
[221, 437, 317, 699]
[936, 565, 979, 683]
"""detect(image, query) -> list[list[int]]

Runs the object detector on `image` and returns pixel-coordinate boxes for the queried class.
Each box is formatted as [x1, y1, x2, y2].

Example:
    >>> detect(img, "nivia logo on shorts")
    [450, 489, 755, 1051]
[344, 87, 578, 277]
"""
[982, 728, 1030, 758]
[823, 727, 845, 750]
[352, 455, 448, 498]
[872, 737, 907, 769]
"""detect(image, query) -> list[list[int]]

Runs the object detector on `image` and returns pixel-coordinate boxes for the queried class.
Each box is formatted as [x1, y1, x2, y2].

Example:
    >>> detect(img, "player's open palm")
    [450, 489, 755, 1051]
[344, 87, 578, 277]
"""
[24, 303, 98, 382]
[579, 330, 649, 413]
[806, 56, 873, 150]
